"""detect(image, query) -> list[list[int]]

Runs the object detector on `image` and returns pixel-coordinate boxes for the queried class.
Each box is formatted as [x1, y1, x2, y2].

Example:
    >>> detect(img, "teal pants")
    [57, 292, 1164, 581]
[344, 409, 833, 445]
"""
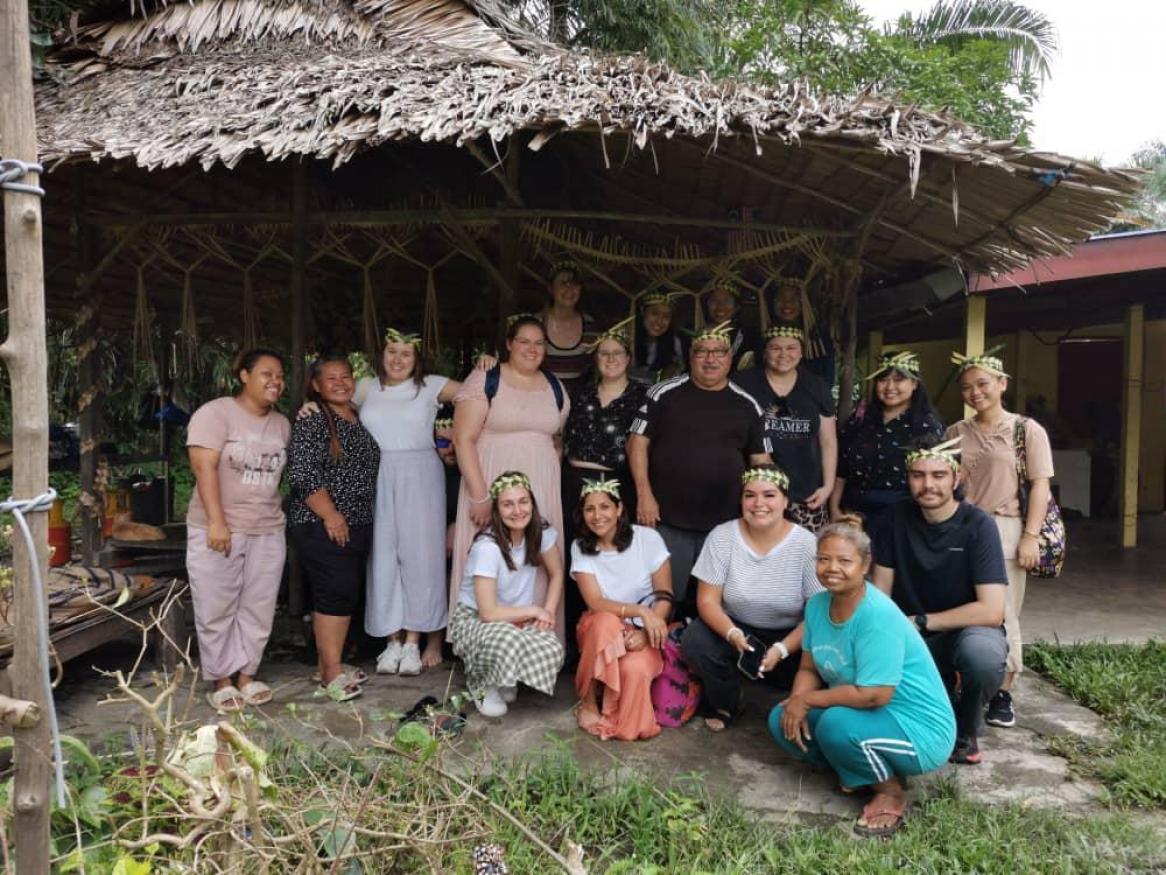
[768, 704, 927, 789]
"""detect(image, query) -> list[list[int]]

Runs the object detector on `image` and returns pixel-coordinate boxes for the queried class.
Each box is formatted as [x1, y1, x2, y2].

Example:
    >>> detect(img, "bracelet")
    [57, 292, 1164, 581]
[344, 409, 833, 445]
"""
[468, 494, 490, 505]
[1022, 530, 1039, 539]
[619, 604, 626, 620]
[726, 626, 743, 644]
[771, 641, 790, 661]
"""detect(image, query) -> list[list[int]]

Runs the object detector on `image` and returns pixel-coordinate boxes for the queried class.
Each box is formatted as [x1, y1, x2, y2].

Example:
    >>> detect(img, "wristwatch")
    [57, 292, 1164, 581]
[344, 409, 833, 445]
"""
[914, 614, 929, 633]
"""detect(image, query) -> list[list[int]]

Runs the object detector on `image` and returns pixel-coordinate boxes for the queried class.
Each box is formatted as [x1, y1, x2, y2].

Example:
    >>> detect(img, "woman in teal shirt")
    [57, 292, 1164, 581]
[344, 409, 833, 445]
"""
[768, 523, 955, 838]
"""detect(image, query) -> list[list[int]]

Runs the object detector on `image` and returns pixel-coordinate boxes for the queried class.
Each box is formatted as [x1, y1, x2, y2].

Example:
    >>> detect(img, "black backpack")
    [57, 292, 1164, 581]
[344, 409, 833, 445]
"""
[483, 364, 565, 411]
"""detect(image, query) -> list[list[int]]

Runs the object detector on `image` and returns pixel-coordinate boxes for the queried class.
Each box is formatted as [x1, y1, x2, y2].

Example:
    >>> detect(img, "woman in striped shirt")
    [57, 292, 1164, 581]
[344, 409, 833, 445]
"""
[680, 466, 822, 731]
[539, 261, 596, 390]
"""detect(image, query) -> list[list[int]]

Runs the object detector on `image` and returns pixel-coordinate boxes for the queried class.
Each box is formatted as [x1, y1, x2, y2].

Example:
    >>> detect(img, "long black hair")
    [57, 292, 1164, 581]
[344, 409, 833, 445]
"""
[304, 354, 352, 459]
[859, 372, 940, 434]
[475, 471, 547, 572]
[234, 347, 284, 384]
[573, 491, 634, 555]
[633, 307, 682, 374]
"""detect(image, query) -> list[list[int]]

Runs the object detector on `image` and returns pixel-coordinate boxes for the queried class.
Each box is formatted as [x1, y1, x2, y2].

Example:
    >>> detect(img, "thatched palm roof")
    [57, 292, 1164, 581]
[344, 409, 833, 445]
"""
[33, 0, 1142, 279]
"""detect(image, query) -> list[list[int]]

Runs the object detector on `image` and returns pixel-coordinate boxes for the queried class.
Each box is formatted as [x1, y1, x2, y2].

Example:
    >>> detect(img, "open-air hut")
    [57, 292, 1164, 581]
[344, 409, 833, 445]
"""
[20, 0, 1143, 564]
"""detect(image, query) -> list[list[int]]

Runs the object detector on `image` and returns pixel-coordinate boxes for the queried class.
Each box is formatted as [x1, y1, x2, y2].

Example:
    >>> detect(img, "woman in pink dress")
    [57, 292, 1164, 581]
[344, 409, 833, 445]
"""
[451, 316, 570, 640]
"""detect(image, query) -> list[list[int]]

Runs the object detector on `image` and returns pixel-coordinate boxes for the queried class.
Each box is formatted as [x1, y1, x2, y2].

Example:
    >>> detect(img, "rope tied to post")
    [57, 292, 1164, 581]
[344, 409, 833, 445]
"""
[0, 159, 46, 198]
[0, 488, 67, 808]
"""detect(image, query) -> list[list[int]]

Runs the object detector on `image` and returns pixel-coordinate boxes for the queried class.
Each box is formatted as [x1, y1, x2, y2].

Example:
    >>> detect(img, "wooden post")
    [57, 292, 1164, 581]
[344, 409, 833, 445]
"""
[963, 294, 987, 417]
[865, 329, 884, 377]
[837, 269, 861, 422]
[1119, 304, 1144, 549]
[287, 159, 308, 630]
[0, 0, 54, 865]
[497, 138, 521, 345]
[76, 221, 105, 562]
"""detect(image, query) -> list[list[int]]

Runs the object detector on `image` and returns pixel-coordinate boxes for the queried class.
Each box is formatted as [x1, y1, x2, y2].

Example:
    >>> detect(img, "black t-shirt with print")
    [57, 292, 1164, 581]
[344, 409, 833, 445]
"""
[629, 376, 770, 532]
[873, 499, 1008, 618]
[733, 367, 835, 502]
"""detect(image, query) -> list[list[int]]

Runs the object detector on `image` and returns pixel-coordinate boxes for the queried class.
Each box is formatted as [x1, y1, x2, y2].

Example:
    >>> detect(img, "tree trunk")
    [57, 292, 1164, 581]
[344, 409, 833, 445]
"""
[0, 0, 54, 867]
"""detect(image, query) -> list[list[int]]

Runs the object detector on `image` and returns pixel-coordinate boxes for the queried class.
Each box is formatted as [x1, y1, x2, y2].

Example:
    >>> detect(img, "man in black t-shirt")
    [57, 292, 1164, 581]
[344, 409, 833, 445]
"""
[872, 440, 1008, 766]
[627, 327, 771, 605]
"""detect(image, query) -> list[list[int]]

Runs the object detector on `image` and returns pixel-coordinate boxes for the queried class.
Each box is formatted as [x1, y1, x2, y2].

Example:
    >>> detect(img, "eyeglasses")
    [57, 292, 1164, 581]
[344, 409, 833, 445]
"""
[692, 348, 730, 360]
[597, 350, 629, 360]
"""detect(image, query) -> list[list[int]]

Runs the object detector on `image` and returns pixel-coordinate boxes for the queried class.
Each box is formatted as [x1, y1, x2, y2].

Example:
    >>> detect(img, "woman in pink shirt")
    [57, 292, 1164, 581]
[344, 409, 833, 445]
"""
[186, 348, 291, 711]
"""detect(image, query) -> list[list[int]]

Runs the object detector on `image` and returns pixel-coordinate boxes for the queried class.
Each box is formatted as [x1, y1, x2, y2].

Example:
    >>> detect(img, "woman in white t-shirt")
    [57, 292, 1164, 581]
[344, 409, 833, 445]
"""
[357, 329, 464, 677]
[680, 466, 821, 731]
[449, 471, 565, 717]
[570, 479, 673, 741]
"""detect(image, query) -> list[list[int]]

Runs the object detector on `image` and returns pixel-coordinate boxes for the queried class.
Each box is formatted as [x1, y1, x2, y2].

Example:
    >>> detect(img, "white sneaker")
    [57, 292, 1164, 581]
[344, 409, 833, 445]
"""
[376, 640, 403, 674]
[475, 686, 508, 718]
[398, 643, 423, 676]
[499, 685, 518, 703]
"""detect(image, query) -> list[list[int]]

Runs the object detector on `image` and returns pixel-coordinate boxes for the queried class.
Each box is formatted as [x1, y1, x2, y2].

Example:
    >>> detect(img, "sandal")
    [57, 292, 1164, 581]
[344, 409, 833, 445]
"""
[318, 677, 363, 702]
[703, 708, 737, 732]
[854, 805, 908, 839]
[207, 685, 245, 712]
[238, 681, 273, 706]
[311, 664, 369, 685]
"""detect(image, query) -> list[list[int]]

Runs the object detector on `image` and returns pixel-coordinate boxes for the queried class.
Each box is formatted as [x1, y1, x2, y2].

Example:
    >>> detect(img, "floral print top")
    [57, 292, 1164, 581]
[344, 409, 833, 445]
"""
[838, 408, 945, 494]
[563, 380, 649, 470]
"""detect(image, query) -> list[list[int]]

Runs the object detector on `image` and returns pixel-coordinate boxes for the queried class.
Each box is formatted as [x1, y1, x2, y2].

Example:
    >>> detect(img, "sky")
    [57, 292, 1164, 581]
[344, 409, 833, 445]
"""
[859, 0, 1166, 165]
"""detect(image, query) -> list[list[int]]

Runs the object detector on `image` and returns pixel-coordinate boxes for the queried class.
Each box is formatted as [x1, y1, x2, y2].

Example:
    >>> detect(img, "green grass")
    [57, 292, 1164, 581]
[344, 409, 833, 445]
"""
[1028, 641, 1166, 809]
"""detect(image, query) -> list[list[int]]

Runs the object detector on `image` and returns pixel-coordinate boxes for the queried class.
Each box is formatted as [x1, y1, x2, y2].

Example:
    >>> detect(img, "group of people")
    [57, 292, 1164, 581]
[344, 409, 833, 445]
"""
[182, 263, 1054, 836]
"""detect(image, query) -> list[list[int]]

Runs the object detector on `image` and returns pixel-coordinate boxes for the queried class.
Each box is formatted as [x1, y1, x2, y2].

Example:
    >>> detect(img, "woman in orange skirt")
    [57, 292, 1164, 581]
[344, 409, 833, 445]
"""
[571, 478, 673, 741]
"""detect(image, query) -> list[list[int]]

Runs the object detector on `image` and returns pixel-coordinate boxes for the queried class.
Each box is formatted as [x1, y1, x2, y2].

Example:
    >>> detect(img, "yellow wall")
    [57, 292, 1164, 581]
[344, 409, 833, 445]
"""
[869, 317, 1166, 513]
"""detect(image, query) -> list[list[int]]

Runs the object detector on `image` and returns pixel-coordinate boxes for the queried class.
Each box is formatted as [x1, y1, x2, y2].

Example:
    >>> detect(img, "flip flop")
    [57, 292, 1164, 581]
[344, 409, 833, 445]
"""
[207, 685, 245, 712]
[311, 664, 369, 685]
[318, 677, 362, 702]
[853, 805, 908, 839]
[238, 681, 273, 706]
[703, 708, 738, 732]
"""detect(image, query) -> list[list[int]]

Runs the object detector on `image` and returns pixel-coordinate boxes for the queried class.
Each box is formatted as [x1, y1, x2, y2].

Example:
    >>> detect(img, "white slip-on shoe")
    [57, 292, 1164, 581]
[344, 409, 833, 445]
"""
[398, 643, 423, 677]
[499, 685, 518, 703]
[376, 640, 403, 674]
[475, 686, 508, 718]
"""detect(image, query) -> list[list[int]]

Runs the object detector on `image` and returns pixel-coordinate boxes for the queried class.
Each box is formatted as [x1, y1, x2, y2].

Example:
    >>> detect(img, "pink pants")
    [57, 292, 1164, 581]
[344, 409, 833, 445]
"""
[186, 527, 285, 681]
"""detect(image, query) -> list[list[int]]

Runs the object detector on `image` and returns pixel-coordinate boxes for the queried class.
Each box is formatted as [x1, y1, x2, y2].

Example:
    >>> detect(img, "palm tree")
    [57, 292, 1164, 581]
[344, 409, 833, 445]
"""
[893, 0, 1058, 81]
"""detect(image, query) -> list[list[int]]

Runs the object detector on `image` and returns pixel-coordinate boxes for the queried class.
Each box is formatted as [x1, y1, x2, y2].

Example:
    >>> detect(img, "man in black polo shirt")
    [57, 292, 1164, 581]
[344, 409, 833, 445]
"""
[627, 324, 771, 607]
[872, 437, 1008, 765]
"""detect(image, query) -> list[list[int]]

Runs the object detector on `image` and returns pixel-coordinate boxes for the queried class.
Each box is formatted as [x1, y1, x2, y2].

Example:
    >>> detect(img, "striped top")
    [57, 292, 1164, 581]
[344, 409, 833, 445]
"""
[692, 519, 822, 630]
[541, 311, 596, 385]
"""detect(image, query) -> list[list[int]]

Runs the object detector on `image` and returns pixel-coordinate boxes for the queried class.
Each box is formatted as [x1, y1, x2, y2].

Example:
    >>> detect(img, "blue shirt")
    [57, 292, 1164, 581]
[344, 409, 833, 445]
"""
[803, 583, 956, 771]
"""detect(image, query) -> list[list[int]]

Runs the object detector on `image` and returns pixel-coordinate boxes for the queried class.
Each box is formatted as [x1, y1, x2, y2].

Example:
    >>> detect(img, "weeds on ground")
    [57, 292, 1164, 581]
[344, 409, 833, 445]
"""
[1028, 641, 1166, 809]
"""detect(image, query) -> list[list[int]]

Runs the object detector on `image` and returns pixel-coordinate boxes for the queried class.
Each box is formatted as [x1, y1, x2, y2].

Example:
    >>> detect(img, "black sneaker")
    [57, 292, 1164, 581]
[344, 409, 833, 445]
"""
[949, 736, 982, 765]
[985, 689, 1016, 728]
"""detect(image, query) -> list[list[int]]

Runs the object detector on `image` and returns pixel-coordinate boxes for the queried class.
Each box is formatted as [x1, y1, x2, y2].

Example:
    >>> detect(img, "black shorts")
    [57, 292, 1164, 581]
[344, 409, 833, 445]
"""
[290, 521, 372, 617]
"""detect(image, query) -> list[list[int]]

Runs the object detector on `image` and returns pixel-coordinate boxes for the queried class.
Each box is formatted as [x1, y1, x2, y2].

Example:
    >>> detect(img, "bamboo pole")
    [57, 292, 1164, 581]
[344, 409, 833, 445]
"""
[963, 295, 987, 418]
[76, 214, 105, 562]
[0, 0, 54, 865]
[287, 159, 308, 632]
[1119, 304, 1144, 549]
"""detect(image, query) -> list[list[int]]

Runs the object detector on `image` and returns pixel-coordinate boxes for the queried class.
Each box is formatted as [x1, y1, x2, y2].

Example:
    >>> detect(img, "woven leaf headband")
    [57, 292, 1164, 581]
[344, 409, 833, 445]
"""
[384, 327, 421, 348]
[866, 350, 921, 381]
[549, 260, 582, 281]
[589, 315, 634, 351]
[489, 471, 532, 499]
[639, 292, 677, 309]
[693, 320, 733, 346]
[904, 436, 962, 472]
[951, 346, 1008, 378]
[506, 312, 542, 328]
[580, 477, 622, 500]
[433, 417, 454, 430]
[764, 325, 804, 341]
[741, 467, 790, 492]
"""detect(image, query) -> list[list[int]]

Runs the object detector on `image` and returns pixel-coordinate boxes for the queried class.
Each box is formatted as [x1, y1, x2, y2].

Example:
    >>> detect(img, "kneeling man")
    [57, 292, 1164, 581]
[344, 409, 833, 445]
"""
[872, 437, 1008, 764]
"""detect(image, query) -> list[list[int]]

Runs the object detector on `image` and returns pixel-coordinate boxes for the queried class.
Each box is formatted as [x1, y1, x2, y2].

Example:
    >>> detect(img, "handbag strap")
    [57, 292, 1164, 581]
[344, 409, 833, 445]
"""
[1013, 415, 1030, 514]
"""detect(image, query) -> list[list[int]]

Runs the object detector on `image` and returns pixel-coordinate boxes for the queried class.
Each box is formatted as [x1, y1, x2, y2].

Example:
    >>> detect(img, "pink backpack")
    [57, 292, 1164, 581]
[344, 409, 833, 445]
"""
[651, 624, 701, 728]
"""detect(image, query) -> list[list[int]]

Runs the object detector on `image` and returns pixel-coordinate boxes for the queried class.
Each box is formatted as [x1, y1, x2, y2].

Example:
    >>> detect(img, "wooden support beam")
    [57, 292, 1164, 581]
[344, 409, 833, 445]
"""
[0, 0, 54, 863]
[88, 207, 856, 238]
[1119, 304, 1144, 549]
[76, 217, 104, 562]
[287, 159, 308, 632]
[963, 294, 987, 418]
[865, 329, 884, 377]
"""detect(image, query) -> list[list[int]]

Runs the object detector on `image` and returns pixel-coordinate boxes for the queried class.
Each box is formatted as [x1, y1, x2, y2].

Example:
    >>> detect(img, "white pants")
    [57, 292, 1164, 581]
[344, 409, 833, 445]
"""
[994, 515, 1026, 675]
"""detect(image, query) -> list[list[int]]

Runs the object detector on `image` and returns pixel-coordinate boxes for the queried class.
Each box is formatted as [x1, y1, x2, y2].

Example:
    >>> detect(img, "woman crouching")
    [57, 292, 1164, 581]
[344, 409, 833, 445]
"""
[571, 478, 673, 741]
[450, 471, 565, 718]
[769, 524, 956, 838]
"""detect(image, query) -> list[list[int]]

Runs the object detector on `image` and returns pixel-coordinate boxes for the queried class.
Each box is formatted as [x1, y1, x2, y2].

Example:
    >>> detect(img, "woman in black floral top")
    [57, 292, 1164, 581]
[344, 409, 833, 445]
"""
[830, 351, 944, 534]
[288, 355, 380, 701]
[561, 325, 648, 651]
